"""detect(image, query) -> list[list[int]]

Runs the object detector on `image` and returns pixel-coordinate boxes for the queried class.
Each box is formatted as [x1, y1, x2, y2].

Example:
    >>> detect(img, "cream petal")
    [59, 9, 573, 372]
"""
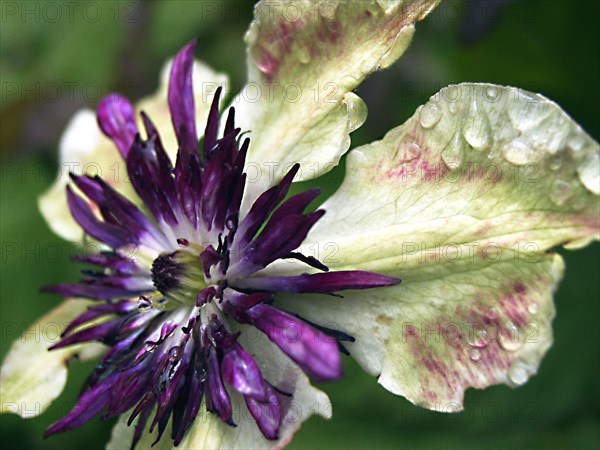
[278, 254, 562, 410]
[270, 83, 598, 409]
[39, 59, 228, 243]
[233, 0, 440, 206]
[0, 299, 105, 418]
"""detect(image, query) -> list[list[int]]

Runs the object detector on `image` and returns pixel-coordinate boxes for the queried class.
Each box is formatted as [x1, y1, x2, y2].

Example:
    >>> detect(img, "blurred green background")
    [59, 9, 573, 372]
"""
[1, 0, 598, 449]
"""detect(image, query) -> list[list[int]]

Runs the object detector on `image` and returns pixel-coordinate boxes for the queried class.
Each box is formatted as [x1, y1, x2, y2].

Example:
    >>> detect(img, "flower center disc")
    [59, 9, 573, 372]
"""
[151, 250, 206, 304]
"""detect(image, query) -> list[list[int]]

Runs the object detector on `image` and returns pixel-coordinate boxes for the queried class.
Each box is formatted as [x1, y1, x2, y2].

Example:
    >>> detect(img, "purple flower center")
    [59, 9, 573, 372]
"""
[42, 41, 400, 448]
[151, 250, 206, 304]
[151, 252, 186, 295]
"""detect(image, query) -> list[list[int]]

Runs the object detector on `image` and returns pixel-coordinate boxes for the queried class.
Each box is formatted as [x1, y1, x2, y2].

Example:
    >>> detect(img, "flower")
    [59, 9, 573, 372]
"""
[41, 40, 398, 448]
[1, 1, 599, 450]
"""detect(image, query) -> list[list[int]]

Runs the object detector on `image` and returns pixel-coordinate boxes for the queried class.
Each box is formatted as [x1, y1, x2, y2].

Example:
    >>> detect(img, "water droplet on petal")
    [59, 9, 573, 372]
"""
[549, 179, 574, 206]
[137, 296, 152, 312]
[468, 329, 490, 348]
[499, 323, 522, 351]
[343, 93, 368, 133]
[419, 102, 442, 129]
[501, 137, 538, 165]
[441, 132, 465, 170]
[449, 102, 458, 114]
[486, 86, 499, 99]
[577, 152, 600, 195]
[367, 1, 383, 15]
[508, 361, 529, 386]
[296, 44, 311, 64]
[470, 349, 481, 361]
[508, 90, 552, 131]
[547, 156, 562, 171]
[255, 48, 277, 76]
[567, 133, 586, 155]
[463, 98, 492, 150]
[395, 136, 423, 163]
[246, 23, 259, 46]
[488, 307, 499, 319]
[528, 303, 539, 314]
[380, 24, 414, 69]
[376, 0, 402, 12]
[572, 195, 587, 211]
[320, 1, 339, 19]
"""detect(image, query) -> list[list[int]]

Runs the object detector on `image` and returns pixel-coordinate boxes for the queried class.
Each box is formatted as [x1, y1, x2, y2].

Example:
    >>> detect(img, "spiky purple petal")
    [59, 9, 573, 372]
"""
[238, 271, 400, 294]
[221, 343, 269, 401]
[232, 304, 342, 382]
[168, 40, 198, 161]
[97, 94, 138, 157]
[244, 385, 282, 440]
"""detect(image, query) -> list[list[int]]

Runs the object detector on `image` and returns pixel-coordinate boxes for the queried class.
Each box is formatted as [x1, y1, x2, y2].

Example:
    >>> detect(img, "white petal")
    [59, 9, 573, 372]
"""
[0, 299, 104, 418]
[272, 83, 598, 409]
[234, 0, 440, 207]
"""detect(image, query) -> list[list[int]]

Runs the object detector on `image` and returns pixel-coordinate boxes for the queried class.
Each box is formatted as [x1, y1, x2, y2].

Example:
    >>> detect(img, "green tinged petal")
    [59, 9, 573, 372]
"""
[0, 299, 104, 418]
[234, 0, 439, 199]
[273, 83, 599, 409]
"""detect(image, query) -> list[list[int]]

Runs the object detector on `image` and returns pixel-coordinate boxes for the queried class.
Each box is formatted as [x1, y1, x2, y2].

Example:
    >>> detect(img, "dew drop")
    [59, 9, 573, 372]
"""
[501, 137, 538, 165]
[377, 0, 402, 12]
[256, 49, 277, 76]
[528, 303, 539, 314]
[379, 25, 414, 69]
[342, 93, 368, 133]
[419, 102, 442, 129]
[245, 23, 259, 46]
[137, 296, 152, 312]
[486, 86, 499, 100]
[547, 156, 562, 171]
[508, 361, 529, 386]
[441, 132, 465, 170]
[572, 195, 587, 211]
[169, 346, 181, 358]
[549, 179, 574, 206]
[507, 90, 551, 131]
[470, 349, 481, 362]
[499, 323, 522, 351]
[396, 137, 423, 163]
[296, 45, 311, 64]
[468, 329, 489, 348]
[463, 98, 492, 150]
[366, 0, 383, 15]
[449, 102, 458, 114]
[577, 152, 600, 195]
[566, 133, 586, 154]
[319, 0, 339, 19]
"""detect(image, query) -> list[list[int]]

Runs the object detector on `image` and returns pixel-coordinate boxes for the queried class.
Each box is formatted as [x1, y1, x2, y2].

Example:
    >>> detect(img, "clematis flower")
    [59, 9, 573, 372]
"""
[1, 1, 599, 449]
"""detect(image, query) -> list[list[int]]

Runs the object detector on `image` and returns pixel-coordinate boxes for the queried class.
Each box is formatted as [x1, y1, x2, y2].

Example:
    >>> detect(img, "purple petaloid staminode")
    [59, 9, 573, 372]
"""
[43, 41, 399, 448]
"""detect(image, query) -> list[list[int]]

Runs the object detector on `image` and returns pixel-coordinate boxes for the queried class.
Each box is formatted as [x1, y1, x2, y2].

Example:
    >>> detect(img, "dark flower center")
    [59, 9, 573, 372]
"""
[151, 252, 184, 295]
[151, 250, 206, 303]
